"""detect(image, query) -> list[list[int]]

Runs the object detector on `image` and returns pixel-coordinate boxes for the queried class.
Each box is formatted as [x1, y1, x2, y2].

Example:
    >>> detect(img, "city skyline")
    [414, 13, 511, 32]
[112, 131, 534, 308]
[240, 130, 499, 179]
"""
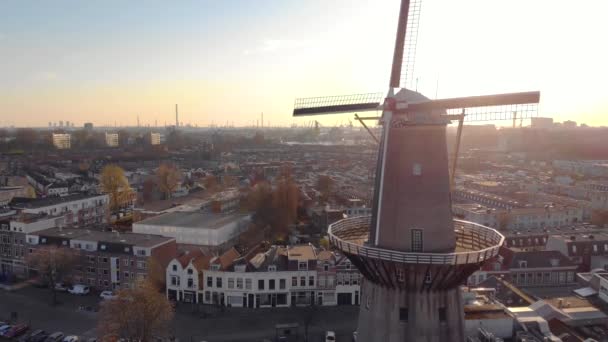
[1, 0, 608, 128]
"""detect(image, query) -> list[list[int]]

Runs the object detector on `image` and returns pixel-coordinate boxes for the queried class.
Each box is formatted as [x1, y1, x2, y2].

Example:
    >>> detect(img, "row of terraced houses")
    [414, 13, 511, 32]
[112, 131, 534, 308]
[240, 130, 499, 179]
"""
[165, 244, 362, 308]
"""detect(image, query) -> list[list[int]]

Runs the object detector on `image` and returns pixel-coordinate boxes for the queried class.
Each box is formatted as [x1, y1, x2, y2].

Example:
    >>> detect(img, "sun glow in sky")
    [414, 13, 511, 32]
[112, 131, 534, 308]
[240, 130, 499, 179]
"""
[1, 0, 607, 127]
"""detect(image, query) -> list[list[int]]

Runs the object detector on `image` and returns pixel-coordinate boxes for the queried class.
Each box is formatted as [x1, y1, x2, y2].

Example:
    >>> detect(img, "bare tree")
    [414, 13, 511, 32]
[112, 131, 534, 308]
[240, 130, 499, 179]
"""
[203, 174, 218, 193]
[273, 176, 299, 238]
[156, 163, 181, 199]
[26, 246, 78, 306]
[97, 279, 174, 341]
[316, 175, 334, 203]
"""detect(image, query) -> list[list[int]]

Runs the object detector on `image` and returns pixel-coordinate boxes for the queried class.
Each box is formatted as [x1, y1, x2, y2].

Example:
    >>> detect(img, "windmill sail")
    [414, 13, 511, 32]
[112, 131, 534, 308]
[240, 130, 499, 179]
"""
[293, 93, 384, 116]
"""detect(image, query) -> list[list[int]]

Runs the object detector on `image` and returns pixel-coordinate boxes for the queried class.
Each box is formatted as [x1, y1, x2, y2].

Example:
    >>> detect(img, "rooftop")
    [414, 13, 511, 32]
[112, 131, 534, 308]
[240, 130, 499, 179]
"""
[549, 232, 608, 243]
[11, 193, 106, 209]
[34, 227, 174, 247]
[136, 211, 249, 230]
[287, 244, 317, 261]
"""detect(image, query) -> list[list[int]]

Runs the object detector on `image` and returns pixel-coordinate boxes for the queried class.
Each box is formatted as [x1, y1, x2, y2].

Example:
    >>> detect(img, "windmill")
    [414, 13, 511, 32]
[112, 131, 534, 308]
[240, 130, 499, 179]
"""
[293, 0, 539, 341]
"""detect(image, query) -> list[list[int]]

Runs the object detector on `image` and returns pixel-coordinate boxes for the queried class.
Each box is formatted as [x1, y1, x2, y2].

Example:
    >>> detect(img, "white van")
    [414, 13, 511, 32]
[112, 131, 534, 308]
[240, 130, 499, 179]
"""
[68, 284, 90, 295]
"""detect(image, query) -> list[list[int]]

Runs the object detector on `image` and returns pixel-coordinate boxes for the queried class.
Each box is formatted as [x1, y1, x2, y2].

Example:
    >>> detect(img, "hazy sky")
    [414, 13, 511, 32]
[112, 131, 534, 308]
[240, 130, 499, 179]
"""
[1, 0, 607, 128]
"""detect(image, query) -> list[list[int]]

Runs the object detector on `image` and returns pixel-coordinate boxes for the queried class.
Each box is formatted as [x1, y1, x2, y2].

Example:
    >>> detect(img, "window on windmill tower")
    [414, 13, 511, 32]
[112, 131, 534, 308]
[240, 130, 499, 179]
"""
[439, 307, 447, 322]
[399, 308, 409, 322]
[396, 269, 405, 282]
[412, 163, 422, 176]
[411, 229, 423, 252]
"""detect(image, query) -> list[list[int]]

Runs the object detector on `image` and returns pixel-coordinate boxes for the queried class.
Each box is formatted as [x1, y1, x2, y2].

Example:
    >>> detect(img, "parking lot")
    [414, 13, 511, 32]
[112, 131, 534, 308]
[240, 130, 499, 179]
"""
[0, 286, 359, 341]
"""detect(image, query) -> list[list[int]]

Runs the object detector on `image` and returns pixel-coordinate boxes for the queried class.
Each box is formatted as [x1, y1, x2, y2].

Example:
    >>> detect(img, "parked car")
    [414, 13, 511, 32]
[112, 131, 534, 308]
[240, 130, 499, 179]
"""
[44, 332, 65, 342]
[4, 323, 29, 338]
[99, 290, 116, 300]
[325, 331, 336, 342]
[63, 336, 79, 342]
[68, 284, 90, 295]
[0, 324, 13, 335]
[20, 329, 45, 342]
[54, 283, 69, 292]
[31, 332, 50, 342]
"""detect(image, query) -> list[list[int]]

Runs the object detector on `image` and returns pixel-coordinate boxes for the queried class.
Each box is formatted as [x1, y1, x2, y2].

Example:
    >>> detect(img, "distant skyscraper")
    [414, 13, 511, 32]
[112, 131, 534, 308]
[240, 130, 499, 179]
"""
[84, 122, 94, 130]
[59, 120, 64, 127]
[66, 120, 70, 128]
[175, 104, 179, 127]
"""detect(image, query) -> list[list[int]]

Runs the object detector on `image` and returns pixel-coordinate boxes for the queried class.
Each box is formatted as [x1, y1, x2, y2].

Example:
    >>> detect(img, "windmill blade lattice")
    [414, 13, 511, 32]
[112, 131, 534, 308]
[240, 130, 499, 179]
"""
[400, 0, 422, 89]
[293, 92, 384, 116]
[447, 103, 539, 122]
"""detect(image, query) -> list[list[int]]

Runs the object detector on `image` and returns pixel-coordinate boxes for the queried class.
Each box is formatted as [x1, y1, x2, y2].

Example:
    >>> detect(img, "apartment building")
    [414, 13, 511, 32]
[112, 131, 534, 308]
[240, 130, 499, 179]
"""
[0, 213, 65, 278]
[149, 133, 162, 145]
[105, 133, 119, 147]
[453, 203, 583, 231]
[468, 248, 577, 288]
[546, 232, 608, 271]
[52, 133, 71, 149]
[26, 227, 176, 291]
[166, 244, 362, 307]
[12, 193, 109, 228]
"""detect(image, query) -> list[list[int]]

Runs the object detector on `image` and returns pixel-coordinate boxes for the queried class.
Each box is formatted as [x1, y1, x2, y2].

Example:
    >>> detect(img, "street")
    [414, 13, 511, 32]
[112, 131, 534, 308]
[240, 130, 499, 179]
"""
[0, 287, 358, 341]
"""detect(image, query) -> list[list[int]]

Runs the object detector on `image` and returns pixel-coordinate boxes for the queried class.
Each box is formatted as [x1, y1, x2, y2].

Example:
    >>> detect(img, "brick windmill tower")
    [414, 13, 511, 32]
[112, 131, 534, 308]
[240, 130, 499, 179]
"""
[293, 0, 540, 341]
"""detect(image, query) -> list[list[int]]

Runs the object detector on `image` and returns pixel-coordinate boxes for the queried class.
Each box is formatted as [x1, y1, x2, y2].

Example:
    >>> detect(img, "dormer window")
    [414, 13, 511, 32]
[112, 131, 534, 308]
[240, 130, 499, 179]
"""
[211, 264, 221, 271]
[518, 260, 527, 268]
[268, 265, 277, 272]
[298, 262, 308, 271]
[549, 258, 560, 267]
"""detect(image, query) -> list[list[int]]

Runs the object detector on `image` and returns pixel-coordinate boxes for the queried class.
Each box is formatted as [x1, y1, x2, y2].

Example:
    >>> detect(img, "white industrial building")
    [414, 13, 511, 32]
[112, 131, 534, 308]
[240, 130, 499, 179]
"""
[133, 211, 250, 246]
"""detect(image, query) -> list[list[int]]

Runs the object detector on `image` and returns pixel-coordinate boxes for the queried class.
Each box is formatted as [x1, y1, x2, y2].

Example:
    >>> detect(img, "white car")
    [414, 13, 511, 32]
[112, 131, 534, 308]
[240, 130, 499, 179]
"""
[0, 324, 12, 336]
[68, 284, 90, 295]
[99, 290, 117, 300]
[63, 336, 80, 342]
[325, 331, 336, 342]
